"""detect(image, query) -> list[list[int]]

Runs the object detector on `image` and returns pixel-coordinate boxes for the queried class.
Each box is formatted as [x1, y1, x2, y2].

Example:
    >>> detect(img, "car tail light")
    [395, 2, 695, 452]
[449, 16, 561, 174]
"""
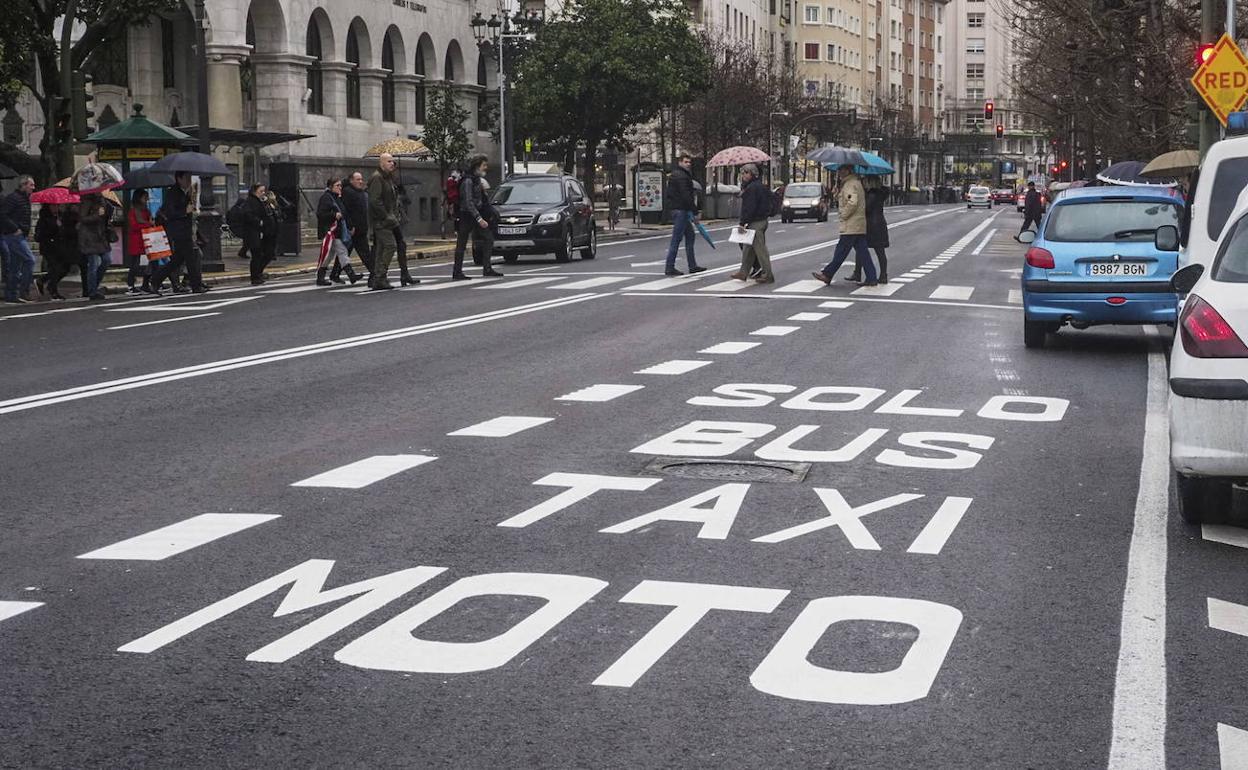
[1106, 297, 1126, 305]
[1180, 295, 1248, 358]
[1025, 247, 1055, 269]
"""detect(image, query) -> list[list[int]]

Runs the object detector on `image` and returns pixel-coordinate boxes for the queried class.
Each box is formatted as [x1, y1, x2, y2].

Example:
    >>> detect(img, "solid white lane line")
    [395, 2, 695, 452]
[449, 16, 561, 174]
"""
[475, 277, 563, 289]
[78, 513, 280, 561]
[972, 228, 997, 255]
[292, 454, 438, 489]
[698, 279, 750, 292]
[107, 313, 221, 331]
[449, 416, 553, 437]
[818, 301, 853, 309]
[1219, 724, 1248, 769]
[750, 325, 800, 336]
[636, 359, 713, 375]
[1, 293, 606, 415]
[787, 312, 830, 321]
[1107, 333, 1169, 770]
[700, 341, 760, 354]
[1008, 289, 1023, 304]
[1202, 525, 1248, 549]
[1208, 597, 1248, 637]
[551, 276, 633, 290]
[556, 384, 644, 402]
[0, 601, 43, 624]
[929, 285, 975, 301]
[774, 279, 828, 293]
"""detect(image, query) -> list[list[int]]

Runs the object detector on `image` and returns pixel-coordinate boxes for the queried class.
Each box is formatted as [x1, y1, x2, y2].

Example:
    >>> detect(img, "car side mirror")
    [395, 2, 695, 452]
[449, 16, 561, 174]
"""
[1170, 263, 1204, 294]
[1018, 230, 1036, 244]
[1155, 224, 1180, 252]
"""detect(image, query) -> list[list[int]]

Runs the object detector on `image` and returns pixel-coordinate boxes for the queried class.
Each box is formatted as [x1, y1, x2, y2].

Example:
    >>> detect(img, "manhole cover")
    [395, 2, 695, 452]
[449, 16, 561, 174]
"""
[644, 457, 811, 484]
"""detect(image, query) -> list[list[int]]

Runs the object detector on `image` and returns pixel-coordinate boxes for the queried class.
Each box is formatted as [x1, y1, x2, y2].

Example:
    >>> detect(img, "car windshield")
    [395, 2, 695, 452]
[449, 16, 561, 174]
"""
[1207, 157, 1248, 241]
[1044, 199, 1181, 242]
[787, 184, 821, 197]
[1213, 212, 1248, 282]
[970, 187, 989, 194]
[493, 180, 564, 205]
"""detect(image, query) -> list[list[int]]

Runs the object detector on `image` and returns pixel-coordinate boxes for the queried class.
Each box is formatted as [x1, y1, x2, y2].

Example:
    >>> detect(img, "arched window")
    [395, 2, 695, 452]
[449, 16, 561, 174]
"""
[477, 52, 489, 131]
[305, 18, 324, 115]
[346, 26, 362, 119]
[414, 41, 427, 124]
[381, 32, 397, 123]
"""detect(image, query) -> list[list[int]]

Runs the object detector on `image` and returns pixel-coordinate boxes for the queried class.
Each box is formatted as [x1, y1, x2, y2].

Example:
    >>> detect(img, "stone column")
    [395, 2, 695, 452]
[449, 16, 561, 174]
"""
[251, 53, 313, 133]
[358, 68, 388, 124]
[205, 43, 251, 130]
[319, 61, 353, 121]
[392, 74, 421, 128]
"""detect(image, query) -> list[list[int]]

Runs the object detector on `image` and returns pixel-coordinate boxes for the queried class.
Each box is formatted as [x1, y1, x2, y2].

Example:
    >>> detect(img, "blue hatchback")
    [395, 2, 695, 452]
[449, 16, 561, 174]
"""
[1019, 186, 1183, 348]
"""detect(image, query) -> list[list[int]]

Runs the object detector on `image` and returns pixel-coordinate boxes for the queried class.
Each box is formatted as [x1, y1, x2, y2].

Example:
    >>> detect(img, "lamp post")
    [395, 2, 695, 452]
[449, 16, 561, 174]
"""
[781, 111, 852, 184]
[193, 0, 223, 271]
[768, 111, 789, 185]
[471, 6, 542, 179]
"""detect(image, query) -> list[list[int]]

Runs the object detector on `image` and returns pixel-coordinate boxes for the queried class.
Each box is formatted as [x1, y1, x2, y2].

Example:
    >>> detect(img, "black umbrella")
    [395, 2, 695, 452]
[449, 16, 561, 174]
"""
[806, 146, 865, 166]
[1096, 160, 1175, 187]
[0, 162, 17, 179]
[148, 151, 232, 177]
[114, 168, 178, 191]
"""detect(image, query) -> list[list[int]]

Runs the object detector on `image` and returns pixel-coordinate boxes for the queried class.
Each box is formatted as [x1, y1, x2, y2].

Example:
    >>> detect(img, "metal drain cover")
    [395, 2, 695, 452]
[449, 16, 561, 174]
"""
[644, 457, 811, 484]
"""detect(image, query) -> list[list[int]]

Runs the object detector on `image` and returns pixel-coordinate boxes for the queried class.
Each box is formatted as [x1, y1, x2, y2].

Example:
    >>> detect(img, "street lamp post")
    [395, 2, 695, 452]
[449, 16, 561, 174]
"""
[193, 0, 223, 271]
[471, 6, 542, 179]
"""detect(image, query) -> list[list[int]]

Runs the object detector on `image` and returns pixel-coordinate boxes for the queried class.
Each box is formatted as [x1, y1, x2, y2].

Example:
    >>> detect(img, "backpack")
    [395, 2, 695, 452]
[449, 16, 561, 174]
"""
[226, 197, 247, 238]
[769, 187, 783, 218]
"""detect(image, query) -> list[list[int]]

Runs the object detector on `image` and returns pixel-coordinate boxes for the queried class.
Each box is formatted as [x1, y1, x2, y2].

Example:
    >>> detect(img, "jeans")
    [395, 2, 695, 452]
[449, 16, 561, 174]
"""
[85, 252, 110, 296]
[2, 234, 36, 301]
[664, 210, 698, 271]
[820, 234, 876, 283]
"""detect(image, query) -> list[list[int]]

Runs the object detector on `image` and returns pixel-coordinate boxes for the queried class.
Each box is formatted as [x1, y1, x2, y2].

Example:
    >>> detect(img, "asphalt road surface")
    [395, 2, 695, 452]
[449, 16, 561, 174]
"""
[2, 203, 1246, 769]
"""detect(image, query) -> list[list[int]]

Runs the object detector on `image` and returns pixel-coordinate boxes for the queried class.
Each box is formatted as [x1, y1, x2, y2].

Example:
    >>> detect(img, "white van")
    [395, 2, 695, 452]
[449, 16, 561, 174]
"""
[1181, 134, 1248, 267]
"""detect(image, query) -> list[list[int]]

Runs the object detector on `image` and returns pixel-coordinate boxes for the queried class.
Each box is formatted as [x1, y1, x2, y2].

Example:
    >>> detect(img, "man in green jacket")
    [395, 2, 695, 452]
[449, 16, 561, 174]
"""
[368, 153, 400, 290]
[812, 167, 877, 286]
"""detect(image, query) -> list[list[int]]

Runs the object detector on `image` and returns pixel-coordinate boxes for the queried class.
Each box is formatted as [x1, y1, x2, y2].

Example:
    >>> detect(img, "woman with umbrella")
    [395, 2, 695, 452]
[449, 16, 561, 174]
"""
[77, 190, 112, 301]
[240, 183, 279, 286]
[848, 177, 889, 284]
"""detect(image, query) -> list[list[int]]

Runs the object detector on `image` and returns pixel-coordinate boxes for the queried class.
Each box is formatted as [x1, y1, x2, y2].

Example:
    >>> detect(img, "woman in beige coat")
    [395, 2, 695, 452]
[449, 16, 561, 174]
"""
[811, 167, 877, 286]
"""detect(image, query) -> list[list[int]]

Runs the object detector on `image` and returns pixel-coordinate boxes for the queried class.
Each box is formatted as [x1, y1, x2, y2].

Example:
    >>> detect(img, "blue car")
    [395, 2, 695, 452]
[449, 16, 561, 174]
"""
[1019, 186, 1184, 348]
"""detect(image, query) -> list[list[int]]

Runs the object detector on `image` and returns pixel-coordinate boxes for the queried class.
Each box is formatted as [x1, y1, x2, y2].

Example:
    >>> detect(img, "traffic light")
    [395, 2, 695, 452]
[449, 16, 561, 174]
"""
[984, 101, 994, 120]
[1197, 42, 1215, 68]
[995, 123, 1004, 138]
[1059, 160, 1068, 170]
[71, 72, 94, 142]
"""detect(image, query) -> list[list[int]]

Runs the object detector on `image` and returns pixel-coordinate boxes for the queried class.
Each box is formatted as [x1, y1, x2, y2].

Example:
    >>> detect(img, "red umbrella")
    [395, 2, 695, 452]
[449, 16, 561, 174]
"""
[31, 187, 80, 205]
[706, 146, 771, 167]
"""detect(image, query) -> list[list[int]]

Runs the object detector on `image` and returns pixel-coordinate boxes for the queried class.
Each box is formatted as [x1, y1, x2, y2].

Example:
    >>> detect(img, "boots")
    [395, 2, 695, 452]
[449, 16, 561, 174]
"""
[315, 266, 332, 286]
[400, 266, 420, 286]
[879, 272, 889, 285]
[347, 265, 364, 285]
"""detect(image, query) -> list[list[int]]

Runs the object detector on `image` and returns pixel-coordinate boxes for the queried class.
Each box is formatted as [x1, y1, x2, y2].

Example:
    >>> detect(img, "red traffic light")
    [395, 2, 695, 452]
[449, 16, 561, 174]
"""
[1059, 160, 1068, 169]
[984, 101, 995, 119]
[1197, 43, 1216, 67]
[995, 124, 1004, 138]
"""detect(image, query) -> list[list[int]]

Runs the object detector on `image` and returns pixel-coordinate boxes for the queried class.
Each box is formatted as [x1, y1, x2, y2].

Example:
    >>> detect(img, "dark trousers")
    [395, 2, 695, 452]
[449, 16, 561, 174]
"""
[851, 247, 887, 277]
[151, 229, 201, 291]
[344, 230, 373, 279]
[1020, 215, 1040, 233]
[453, 217, 494, 276]
[247, 234, 274, 282]
[820, 234, 876, 282]
[45, 256, 74, 296]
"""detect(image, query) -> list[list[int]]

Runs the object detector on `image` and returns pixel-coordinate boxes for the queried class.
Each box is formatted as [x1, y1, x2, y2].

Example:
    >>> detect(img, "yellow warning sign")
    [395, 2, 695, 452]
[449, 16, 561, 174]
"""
[1191, 34, 1248, 126]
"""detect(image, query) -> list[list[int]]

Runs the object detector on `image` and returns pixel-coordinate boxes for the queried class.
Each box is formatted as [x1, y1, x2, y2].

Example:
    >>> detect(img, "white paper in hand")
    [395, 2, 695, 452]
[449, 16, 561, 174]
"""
[728, 227, 756, 246]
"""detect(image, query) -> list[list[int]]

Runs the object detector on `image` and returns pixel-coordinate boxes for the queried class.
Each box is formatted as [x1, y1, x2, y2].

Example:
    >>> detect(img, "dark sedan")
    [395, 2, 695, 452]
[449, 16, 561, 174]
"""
[491, 174, 597, 263]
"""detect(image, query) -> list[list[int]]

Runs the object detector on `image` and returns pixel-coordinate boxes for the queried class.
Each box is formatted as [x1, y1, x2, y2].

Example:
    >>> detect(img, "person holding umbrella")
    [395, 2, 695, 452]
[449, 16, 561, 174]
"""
[150, 171, 208, 294]
[314, 179, 362, 287]
[77, 191, 112, 301]
[729, 164, 774, 283]
[811, 166, 876, 287]
[849, 177, 889, 284]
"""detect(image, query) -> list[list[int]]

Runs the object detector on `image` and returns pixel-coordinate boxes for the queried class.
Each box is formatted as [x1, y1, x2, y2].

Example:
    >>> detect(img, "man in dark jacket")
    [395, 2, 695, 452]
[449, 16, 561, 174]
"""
[662, 155, 704, 276]
[1018, 181, 1043, 238]
[729, 164, 773, 283]
[342, 171, 374, 284]
[1, 176, 36, 303]
[368, 154, 401, 290]
[150, 172, 208, 294]
[452, 154, 502, 280]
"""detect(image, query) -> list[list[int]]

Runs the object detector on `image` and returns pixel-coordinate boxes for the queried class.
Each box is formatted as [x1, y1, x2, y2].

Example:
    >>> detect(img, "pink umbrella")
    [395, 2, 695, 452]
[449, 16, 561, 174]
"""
[706, 146, 771, 167]
[31, 187, 81, 205]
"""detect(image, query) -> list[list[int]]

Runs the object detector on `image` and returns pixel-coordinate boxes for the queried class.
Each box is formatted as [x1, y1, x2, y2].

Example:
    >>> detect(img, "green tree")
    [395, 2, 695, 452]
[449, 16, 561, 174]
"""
[512, 0, 711, 195]
[4, 0, 179, 180]
[420, 82, 474, 183]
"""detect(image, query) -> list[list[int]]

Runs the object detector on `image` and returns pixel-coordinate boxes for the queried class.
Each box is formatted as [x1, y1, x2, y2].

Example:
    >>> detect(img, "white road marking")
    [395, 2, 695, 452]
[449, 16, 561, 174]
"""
[900, 272, 925, 279]
[107, 313, 221, 331]
[750, 325, 800, 336]
[850, 283, 904, 296]
[1208, 597, 1248, 637]
[627, 291, 1017, 311]
[817, 301, 853, 308]
[636, 359, 713, 375]
[625, 275, 704, 291]
[0, 601, 42, 624]
[774, 279, 828, 294]
[1107, 332, 1169, 769]
[407, 277, 503, 290]
[787, 312, 830, 321]
[0, 294, 606, 415]
[1219, 724, 1248, 769]
[475, 277, 564, 289]
[698, 279, 750, 292]
[261, 284, 330, 294]
[448, 416, 553, 437]
[78, 513, 280, 561]
[971, 228, 997, 255]
[292, 454, 438, 488]
[929, 285, 975, 301]
[518, 265, 564, 273]
[607, 253, 637, 261]
[1008, 289, 1023, 304]
[906, 497, 975, 554]
[700, 341, 760, 354]
[891, 277, 917, 283]
[551, 276, 633, 290]
[555, 384, 645, 402]
[912, 268, 934, 274]
[104, 296, 259, 312]
[630, 259, 669, 267]
[1202, 525, 1248, 549]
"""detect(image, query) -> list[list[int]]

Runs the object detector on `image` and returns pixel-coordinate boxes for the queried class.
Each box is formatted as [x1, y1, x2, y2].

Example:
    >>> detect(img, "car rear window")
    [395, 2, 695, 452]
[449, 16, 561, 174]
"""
[493, 180, 563, 205]
[970, 187, 989, 194]
[1207, 156, 1248, 241]
[1213, 212, 1248, 282]
[787, 184, 821, 196]
[1043, 199, 1181, 242]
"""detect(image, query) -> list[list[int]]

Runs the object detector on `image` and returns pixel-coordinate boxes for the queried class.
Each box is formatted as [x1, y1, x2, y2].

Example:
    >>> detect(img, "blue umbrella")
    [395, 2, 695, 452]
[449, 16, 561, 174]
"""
[821, 150, 893, 176]
[693, 219, 716, 249]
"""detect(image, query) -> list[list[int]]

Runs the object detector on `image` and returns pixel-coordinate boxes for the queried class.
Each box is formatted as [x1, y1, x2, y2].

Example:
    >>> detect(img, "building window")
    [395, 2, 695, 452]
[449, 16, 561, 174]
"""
[88, 28, 129, 87]
[305, 18, 324, 115]
[161, 18, 176, 89]
[382, 32, 398, 123]
[966, 87, 984, 100]
[966, 63, 985, 78]
[966, 38, 985, 54]
[826, 6, 835, 25]
[804, 5, 820, 23]
[346, 26, 363, 119]
[937, 35, 942, 53]
[826, 43, 835, 61]
[803, 41, 820, 60]
[968, 12, 985, 27]
[414, 42, 427, 124]
[965, 115, 985, 131]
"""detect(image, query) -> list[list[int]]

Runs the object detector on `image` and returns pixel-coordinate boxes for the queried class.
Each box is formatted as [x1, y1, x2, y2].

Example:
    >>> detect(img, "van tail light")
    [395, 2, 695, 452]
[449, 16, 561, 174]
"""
[1180, 295, 1248, 358]
[1025, 247, 1055, 269]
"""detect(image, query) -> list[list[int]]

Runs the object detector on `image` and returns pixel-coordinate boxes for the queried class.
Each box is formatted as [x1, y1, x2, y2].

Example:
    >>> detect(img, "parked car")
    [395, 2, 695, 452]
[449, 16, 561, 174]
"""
[780, 182, 828, 223]
[992, 188, 1014, 205]
[966, 186, 992, 209]
[491, 173, 597, 263]
[1168, 194, 1248, 523]
[1018, 186, 1183, 348]
[1180, 133, 1248, 270]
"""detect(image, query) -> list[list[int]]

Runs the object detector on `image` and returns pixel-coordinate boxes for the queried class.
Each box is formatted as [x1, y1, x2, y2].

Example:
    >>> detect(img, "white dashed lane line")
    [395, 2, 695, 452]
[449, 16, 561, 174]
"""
[448, 416, 554, 437]
[0, 601, 43, 624]
[555, 384, 645, 402]
[291, 454, 439, 489]
[635, 360, 713, 375]
[750, 325, 801, 336]
[787, 312, 829, 321]
[77, 513, 281, 561]
[700, 341, 761, 354]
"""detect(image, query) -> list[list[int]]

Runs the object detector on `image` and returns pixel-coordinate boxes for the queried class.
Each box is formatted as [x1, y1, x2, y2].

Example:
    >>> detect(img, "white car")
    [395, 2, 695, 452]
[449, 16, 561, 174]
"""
[1168, 194, 1248, 524]
[966, 186, 991, 209]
